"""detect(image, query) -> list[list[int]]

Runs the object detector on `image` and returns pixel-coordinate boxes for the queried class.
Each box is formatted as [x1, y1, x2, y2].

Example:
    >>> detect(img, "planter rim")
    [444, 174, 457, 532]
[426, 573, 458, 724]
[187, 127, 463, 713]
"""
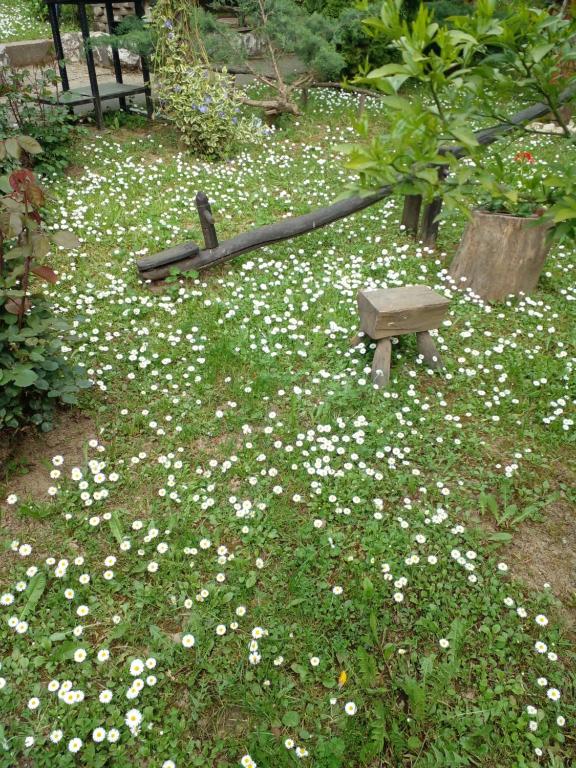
[471, 208, 547, 221]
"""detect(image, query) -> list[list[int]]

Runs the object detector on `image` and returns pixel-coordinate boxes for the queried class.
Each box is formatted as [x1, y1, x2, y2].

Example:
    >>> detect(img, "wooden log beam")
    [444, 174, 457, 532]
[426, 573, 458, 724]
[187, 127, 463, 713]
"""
[137, 185, 394, 281]
[138, 84, 576, 281]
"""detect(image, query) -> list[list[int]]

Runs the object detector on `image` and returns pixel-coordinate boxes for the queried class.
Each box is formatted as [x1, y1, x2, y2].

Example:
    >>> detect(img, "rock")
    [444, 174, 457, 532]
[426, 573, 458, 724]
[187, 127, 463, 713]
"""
[240, 32, 265, 58]
[61, 31, 142, 71]
[91, 2, 151, 32]
[0, 39, 55, 68]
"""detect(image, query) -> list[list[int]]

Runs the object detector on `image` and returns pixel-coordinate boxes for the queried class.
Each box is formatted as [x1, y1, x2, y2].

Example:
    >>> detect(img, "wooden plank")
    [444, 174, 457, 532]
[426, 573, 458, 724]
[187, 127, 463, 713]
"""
[196, 192, 219, 249]
[359, 285, 448, 312]
[357, 287, 449, 339]
[137, 242, 200, 272]
[137, 184, 394, 279]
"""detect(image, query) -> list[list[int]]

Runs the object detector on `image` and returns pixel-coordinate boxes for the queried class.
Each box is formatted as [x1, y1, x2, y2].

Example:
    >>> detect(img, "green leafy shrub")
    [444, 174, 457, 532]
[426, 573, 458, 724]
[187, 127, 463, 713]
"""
[0, 142, 90, 432]
[154, 0, 289, 143]
[427, 0, 474, 21]
[342, 0, 576, 239]
[155, 55, 263, 159]
[0, 66, 77, 177]
[22, 0, 48, 21]
[89, 14, 155, 58]
[334, 2, 398, 75]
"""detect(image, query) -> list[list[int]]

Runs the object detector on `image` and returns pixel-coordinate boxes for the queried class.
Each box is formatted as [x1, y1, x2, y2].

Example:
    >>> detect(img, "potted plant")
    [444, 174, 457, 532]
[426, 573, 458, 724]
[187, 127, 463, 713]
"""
[340, 0, 576, 301]
[447, 142, 576, 300]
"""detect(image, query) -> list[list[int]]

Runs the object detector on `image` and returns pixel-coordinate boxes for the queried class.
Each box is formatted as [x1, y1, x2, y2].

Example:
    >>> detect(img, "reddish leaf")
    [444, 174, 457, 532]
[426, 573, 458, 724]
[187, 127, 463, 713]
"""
[4, 297, 31, 315]
[9, 169, 34, 192]
[26, 184, 45, 207]
[31, 265, 58, 284]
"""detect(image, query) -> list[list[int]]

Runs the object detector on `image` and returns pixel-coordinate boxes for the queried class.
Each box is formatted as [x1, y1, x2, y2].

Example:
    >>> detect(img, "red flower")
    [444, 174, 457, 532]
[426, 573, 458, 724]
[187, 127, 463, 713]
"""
[514, 151, 535, 163]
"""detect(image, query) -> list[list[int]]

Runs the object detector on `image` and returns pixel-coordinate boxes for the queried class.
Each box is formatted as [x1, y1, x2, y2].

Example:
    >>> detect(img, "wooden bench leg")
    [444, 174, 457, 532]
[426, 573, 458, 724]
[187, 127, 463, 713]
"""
[416, 331, 442, 370]
[372, 338, 392, 389]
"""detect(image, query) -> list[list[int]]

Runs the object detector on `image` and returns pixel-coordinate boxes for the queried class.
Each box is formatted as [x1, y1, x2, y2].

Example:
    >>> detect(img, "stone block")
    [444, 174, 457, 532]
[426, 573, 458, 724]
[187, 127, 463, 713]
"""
[1, 39, 55, 68]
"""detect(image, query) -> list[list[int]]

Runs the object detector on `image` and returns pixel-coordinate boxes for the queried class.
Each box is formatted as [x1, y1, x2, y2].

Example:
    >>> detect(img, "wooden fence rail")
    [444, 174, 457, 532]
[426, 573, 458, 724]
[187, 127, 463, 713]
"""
[137, 85, 575, 282]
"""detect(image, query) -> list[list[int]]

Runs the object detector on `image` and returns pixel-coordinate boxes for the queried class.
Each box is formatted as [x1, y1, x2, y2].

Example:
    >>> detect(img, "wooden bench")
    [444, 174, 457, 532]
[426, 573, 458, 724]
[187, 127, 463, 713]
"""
[355, 285, 450, 388]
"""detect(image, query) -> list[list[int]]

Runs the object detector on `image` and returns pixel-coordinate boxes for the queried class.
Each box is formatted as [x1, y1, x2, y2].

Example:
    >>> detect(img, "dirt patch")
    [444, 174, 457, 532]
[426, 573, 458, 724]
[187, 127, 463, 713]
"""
[0, 411, 97, 580]
[65, 163, 85, 178]
[502, 498, 576, 630]
[198, 704, 251, 740]
[0, 410, 97, 504]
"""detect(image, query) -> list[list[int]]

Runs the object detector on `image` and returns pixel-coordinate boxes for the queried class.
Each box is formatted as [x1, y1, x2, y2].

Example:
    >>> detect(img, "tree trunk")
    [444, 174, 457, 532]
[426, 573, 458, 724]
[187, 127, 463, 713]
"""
[448, 210, 552, 303]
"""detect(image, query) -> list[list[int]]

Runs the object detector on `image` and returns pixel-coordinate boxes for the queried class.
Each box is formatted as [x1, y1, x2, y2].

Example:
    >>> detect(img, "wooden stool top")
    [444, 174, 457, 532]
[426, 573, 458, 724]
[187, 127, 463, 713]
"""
[358, 285, 449, 339]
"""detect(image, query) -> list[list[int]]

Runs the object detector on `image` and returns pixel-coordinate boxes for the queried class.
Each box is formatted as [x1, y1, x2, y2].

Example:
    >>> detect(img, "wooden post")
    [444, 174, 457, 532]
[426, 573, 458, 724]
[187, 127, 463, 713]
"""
[78, 1, 104, 129]
[371, 338, 392, 389]
[357, 93, 367, 117]
[195, 192, 219, 250]
[419, 166, 447, 249]
[401, 194, 422, 236]
[135, 0, 154, 119]
[419, 196, 443, 248]
[104, 0, 127, 112]
[47, 2, 70, 92]
[416, 331, 442, 369]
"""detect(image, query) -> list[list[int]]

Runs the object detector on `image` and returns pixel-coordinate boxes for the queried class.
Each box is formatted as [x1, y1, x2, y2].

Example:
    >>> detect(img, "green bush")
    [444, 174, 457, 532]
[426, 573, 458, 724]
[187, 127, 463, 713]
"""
[427, 0, 474, 21]
[22, 0, 48, 21]
[155, 58, 264, 159]
[0, 301, 89, 432]
[301, 0, 350, 16]
[0, 67, 77, 177]
[334, 2, 398, 75]
[0, 147, 90, 432]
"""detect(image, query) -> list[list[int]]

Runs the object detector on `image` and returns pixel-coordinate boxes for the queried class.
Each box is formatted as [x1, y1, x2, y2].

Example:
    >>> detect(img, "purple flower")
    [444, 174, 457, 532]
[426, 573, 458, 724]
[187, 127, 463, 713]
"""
[164, 20, 173, 29]
[198, 105, 208, 113]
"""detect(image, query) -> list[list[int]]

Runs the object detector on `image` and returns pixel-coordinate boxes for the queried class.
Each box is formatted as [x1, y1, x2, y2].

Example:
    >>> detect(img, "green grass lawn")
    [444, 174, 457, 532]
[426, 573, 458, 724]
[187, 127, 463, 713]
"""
[0, 92, 574, 767]
[0, 0, 50, 42]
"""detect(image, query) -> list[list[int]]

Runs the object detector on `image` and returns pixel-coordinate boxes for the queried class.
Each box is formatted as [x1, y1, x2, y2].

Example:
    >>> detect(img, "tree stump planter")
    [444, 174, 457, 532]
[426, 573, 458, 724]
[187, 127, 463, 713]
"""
[448, 209, 552, 303]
